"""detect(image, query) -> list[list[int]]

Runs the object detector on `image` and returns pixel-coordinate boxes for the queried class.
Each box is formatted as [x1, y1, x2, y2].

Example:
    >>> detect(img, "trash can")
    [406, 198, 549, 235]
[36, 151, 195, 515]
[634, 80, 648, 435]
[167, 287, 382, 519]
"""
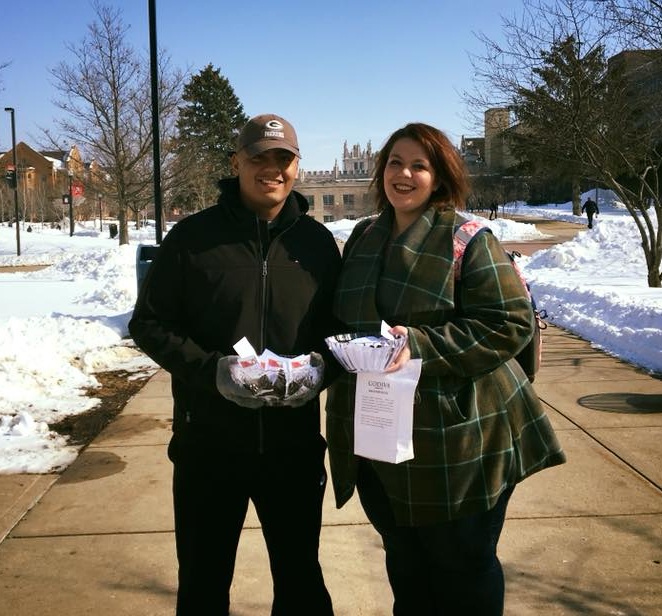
[109, 223, 118, 239]
[136, 244, 160, 294]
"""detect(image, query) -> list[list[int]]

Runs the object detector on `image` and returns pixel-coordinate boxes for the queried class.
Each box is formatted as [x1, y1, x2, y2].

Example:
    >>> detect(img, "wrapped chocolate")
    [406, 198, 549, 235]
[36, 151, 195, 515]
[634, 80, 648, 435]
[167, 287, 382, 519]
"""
[217, 350, 324, 408]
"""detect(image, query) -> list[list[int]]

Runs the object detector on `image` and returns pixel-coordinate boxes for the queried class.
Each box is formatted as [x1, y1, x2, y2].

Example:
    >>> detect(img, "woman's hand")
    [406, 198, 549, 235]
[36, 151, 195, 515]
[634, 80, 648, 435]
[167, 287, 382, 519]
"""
[384, 325, 411, 373]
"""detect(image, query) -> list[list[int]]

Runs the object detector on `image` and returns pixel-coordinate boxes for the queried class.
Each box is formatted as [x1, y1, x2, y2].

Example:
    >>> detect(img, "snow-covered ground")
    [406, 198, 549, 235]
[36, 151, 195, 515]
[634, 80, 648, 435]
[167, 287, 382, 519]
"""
[0, 189, 659, 473]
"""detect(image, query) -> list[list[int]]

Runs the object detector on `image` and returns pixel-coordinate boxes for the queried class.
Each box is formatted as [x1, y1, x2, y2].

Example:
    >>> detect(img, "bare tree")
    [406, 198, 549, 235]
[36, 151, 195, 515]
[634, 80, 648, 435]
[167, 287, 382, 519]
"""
[465, 0, 618, 213]
[605, 0, 662, 47]
[0, 60, 11, 153]
[46, 2, 183, 244]
[594, 1, 662, 287]
[0, 59, 9, 91]
[465, 0, 662, 287]
[465, 1, 613, 118]
[0, 184, 11, 223]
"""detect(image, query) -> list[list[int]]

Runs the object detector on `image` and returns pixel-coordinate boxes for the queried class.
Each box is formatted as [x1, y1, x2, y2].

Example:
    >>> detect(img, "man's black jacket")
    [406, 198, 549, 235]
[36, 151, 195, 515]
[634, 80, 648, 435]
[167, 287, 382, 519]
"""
[129, 178, 342, 452]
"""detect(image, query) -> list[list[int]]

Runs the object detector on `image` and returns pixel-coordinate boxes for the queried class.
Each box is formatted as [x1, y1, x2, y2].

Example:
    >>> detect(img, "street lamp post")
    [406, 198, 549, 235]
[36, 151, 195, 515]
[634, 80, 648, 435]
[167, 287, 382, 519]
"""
[149, 0, 163, 244]
[4, 107, 21, 256]
[68, 170, 74, 237]
[98, 193, 103, 232]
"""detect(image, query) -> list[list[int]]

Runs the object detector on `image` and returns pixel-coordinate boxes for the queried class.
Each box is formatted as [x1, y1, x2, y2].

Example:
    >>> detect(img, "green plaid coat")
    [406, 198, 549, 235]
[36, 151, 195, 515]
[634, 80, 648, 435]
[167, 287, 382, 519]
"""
[326, 205, 565, 525]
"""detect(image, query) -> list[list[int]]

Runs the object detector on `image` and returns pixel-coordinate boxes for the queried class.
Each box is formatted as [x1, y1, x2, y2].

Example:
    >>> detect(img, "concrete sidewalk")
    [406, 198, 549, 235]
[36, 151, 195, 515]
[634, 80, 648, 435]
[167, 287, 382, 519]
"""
[1, 324, 660, 615]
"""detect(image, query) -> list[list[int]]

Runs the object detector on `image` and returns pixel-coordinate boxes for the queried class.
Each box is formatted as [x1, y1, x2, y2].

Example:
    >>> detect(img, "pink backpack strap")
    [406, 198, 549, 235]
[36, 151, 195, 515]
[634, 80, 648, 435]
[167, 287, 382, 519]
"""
[453, 220, 487, 280]
[454, 220, 533, 302]
[454, 220, 544, 381]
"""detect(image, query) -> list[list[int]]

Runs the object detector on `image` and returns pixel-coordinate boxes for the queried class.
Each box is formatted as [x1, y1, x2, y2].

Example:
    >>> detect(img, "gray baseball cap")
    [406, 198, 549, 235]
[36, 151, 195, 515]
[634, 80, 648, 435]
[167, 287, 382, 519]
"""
[236, 114, 301, 158]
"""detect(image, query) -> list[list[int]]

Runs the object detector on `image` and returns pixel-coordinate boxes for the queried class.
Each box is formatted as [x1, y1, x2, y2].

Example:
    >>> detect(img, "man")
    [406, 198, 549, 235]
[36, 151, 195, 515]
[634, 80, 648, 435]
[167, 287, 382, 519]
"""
[129, 114, 339, 615]
[582, 196, 599, 228]
[489, 199, 498, 220]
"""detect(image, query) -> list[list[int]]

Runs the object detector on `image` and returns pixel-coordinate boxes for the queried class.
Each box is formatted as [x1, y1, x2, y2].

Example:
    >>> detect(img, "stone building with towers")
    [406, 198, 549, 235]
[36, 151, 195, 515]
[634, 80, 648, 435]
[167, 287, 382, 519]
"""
[460, 108, 520, 175]
[295, 140, 377, 223]
[483, 107, 519, 172]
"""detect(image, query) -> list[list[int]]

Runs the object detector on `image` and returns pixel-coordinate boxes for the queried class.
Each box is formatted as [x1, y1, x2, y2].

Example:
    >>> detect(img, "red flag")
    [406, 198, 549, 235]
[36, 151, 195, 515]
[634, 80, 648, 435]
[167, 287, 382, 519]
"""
[72, 181, 84, 198]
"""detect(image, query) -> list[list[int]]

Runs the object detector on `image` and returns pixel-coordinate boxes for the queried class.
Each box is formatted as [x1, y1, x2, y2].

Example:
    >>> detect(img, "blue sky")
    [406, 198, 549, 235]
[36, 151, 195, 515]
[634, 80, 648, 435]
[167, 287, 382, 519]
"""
[1, 0, 523, 170]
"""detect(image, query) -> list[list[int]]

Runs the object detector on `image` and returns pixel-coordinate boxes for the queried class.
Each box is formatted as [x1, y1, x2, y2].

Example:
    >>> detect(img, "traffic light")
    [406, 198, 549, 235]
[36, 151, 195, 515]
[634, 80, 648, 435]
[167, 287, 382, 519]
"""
[4, 167, 16, 189]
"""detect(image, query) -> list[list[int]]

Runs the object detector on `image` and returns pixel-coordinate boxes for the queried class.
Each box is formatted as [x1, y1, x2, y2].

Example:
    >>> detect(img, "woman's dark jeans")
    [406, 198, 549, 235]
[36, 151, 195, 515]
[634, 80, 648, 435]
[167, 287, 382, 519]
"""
[357, 460, 513, 616]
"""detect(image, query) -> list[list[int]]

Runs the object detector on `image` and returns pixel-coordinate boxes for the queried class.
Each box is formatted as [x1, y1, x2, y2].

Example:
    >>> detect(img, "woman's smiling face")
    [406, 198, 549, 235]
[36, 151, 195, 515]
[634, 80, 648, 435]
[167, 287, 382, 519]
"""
[383, 137, 439, 227]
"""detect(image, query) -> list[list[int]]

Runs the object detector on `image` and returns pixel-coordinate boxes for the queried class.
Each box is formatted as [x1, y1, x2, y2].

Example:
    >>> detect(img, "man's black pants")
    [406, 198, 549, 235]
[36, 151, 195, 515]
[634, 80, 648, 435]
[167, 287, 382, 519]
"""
[168, 433, 334, 616]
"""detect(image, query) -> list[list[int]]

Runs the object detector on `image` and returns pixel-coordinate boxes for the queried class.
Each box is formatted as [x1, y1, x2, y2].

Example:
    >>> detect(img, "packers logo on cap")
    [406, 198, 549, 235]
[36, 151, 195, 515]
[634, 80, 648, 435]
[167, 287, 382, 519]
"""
[236, 114, 301, 158]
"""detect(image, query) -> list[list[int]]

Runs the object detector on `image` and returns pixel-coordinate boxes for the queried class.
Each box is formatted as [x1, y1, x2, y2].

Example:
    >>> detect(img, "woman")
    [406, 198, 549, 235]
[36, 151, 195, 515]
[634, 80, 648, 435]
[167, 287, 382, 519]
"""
[326, 123, 565, 616]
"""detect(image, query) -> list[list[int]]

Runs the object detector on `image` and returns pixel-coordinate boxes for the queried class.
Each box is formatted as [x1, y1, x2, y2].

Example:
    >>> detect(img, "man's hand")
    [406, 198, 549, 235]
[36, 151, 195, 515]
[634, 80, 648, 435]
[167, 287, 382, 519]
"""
[216, 356, 265, 408]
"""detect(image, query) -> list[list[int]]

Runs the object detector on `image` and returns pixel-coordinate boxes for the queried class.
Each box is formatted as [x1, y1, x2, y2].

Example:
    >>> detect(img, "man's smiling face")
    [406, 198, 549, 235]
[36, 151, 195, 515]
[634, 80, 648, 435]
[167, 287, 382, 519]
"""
[232, 148, 299, 220]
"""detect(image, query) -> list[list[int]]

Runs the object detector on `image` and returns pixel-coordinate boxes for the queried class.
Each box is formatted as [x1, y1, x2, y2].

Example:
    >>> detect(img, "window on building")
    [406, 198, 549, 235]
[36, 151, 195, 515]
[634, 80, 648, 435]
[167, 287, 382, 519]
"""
[303, 194, 314, 208]
[323, 215, 334, 222]
[343, 194, 355, 207]
[323, 194, 334, 206]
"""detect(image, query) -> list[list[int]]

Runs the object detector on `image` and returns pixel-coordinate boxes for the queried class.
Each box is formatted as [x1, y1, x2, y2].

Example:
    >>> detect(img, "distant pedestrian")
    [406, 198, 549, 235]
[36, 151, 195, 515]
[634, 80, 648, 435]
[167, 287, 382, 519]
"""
[581, 197, 599, 228]
[489, 200, 498, 220]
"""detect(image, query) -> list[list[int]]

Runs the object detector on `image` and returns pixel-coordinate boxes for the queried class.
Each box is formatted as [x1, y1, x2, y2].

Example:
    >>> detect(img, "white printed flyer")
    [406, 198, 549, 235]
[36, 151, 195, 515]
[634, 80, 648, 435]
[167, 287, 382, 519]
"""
[353, 359, 422, 464]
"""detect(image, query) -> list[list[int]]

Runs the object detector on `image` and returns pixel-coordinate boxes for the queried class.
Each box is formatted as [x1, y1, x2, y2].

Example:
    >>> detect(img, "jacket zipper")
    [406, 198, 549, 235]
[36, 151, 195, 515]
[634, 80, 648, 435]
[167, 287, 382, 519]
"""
[259, 256, 267, 453]
[255, 217, 267, 452]
[257, 213, 299, 350]
[255, 213, 299, 453]
[260, 259, 268, 350]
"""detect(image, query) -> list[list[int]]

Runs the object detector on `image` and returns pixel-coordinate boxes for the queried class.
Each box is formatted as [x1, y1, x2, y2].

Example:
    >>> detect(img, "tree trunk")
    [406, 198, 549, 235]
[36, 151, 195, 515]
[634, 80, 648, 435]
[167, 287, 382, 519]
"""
[647, 246, 662, 288]
[160, 205, 167, 239]
[571, 177, 582, 216]
[118, 203, 129, 245]
[607, 176, 662, 289]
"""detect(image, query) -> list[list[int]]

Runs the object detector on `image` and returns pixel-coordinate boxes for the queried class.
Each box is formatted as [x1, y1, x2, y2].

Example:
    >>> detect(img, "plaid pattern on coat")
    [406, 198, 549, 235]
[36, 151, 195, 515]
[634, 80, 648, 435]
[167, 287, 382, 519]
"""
[326, 205, 565, 525]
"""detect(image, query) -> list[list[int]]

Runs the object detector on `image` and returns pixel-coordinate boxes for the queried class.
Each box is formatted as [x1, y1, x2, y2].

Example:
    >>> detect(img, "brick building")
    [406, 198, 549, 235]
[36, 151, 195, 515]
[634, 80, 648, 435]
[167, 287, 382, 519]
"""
[0, 143, 87, 223]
